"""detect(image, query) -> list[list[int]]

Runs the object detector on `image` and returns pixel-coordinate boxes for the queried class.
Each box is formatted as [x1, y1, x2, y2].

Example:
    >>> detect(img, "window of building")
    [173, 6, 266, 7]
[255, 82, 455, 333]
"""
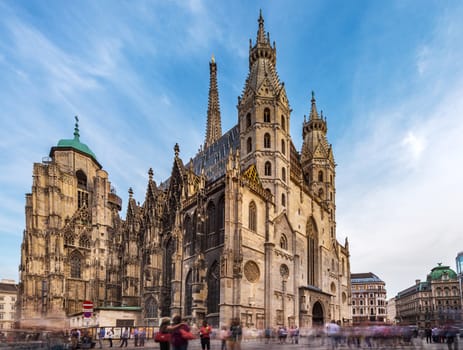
[79, 234, 91, 249]
[281, 115, 286, 131]
[281, 139, 286, 155]
[247, 137, 252, 153]
[280, 234, 288, 250]
[246, 113, 251, 128]
[264, 161, 272, 176]
[185, 270, 192, 316]
[264, 133, 271, 148]
[281, 193, 286, 207]
[318, 170, 323, 182]
[249, 201, 257, 232]
[264, 108, 271, 123]
[76, 170, 87, 189]
[145, 297, 158, 319]
[70, 251, 82, 278]
[282, 167, 286, 182]
[207, 261, 220, 314]
[0, 305, 3, 310]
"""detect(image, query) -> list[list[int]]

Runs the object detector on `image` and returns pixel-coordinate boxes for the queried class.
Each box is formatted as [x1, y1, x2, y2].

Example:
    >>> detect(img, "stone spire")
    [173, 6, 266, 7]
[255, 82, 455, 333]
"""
[309, 91, 319, 120]
[248, 10, 276, 69]
[204, 55, 222, 149]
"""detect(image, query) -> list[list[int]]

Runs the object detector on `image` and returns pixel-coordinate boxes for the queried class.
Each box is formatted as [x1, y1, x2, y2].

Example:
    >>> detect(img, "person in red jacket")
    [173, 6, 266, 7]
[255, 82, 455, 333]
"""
[199, 320, 212, 350]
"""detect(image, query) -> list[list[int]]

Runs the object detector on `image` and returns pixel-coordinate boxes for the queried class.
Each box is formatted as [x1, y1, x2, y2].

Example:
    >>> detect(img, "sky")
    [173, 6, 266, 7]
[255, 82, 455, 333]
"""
[0, 0, 462, 299]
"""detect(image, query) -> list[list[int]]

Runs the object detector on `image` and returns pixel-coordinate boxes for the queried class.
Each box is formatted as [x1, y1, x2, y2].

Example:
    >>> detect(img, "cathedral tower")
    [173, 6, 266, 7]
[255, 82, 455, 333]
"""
[301, 92, 337, 239]
[238, 11, 291, 214]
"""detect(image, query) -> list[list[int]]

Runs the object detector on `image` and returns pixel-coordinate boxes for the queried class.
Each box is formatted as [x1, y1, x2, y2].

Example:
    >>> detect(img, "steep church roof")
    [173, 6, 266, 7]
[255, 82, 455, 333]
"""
[189, 125, 240, 183]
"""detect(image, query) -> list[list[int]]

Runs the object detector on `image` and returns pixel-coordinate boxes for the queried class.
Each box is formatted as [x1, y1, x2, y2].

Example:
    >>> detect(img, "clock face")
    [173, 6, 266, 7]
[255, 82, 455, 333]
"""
[244, 261, 260, 283]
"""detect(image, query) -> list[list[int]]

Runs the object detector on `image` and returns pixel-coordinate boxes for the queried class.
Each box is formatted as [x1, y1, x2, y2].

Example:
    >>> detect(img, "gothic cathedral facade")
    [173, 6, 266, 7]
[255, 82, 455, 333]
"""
[18, 13, 351, 329]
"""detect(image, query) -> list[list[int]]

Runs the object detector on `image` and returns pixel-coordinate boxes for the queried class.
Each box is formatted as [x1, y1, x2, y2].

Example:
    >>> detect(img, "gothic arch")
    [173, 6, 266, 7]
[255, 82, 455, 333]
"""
[306, 217, 319, 286]
[312, 301, 324, 326]
[218, 196, 225, 244]
[184, 215, 194, 256]
[145, 296, 158, 319]
[206, 201, 217, 248]
[185, 269, 193, 316]
[69, 250, 83, 279]
[76, 170, 87, 188]
[207, 261, 220, 314]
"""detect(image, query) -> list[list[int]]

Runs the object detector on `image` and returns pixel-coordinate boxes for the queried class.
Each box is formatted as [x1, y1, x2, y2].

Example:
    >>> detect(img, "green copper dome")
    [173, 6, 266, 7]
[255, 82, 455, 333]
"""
[428, 263, 457, 281]
[56, 116, 97, 159]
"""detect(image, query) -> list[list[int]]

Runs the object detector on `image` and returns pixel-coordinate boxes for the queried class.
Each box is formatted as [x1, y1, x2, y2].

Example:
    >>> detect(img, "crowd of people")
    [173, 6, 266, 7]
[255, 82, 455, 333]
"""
[64, 319, 461, 350]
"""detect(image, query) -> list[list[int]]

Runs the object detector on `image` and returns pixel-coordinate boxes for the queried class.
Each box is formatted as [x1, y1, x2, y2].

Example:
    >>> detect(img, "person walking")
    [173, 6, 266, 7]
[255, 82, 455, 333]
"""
[99, 328, 106, 348]
[199, 320, 212, 350]
[120, 328, 129, 347]
[107, 328, 114, 348]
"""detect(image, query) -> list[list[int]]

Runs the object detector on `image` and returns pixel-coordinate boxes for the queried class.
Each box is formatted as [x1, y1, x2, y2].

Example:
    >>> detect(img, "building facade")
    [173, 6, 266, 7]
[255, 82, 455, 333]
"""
[395, 263, 461, 327]
[0, 279, 18, 332]
[18, 13, 351, 330]
[350, 273, 387, 324]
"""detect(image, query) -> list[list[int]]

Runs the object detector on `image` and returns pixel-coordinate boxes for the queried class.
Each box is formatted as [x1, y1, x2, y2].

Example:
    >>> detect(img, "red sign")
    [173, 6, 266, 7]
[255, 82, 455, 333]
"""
[83, 300, 93, 318]
[83, 300, 94, 309]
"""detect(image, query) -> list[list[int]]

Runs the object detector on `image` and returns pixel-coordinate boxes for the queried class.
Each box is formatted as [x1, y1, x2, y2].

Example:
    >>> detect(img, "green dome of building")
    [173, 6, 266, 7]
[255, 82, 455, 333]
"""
[54, 116, 97, 160]
[428, 263, 457, 281]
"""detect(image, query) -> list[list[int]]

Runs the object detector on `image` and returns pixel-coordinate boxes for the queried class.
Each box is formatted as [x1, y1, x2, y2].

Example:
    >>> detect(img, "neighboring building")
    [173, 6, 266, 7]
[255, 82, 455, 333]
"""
[18, 12, 351, 330]
[350, 273, 387, 324]
[386, 297, 396, 324]
[457, 252, 463, 310]
[395, 263, 461, 327]
[0, 279, 18, 331]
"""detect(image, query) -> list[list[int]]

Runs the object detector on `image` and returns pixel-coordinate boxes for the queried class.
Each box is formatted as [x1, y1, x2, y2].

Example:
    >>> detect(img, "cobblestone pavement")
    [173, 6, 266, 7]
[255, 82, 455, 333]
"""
[111, 337, 460, 350]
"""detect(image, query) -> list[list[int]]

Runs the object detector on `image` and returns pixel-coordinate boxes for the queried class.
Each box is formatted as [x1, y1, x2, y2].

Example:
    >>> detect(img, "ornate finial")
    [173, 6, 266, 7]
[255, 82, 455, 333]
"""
[128, 187, 133, 198]
[174, 143, 180, 157]
[311, 91, 315, 102]
[73, 115, 80, 140]
[211, 54, 215, 63]
[148, 168, 153, 180]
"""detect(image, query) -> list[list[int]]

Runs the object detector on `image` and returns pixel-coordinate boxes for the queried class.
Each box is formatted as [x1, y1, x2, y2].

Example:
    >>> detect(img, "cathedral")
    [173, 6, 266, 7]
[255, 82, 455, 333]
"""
[18, 13, 351, 330]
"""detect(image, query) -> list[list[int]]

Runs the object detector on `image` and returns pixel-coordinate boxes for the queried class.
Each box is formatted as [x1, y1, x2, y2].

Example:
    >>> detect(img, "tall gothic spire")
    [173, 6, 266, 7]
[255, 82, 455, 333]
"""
[309, 91, 320, 120]
[204, 55, 222, 149]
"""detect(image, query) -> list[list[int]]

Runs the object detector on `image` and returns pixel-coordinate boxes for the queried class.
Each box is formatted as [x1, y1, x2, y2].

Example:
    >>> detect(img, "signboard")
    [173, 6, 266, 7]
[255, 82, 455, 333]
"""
[83, 300, 93, 318]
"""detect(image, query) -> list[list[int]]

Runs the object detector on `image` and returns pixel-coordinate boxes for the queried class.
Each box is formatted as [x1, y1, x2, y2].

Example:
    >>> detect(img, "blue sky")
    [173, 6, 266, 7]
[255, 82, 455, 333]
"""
[1, 0, 462, 298]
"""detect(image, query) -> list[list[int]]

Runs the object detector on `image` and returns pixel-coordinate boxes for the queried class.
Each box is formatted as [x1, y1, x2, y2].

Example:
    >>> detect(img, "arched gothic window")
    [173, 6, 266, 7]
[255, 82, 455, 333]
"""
[246, 113, 251, 128]
[282, 167, 286, 182]
[318, 170, 324, 182]
[185, 270, 193, 316]
[247, 137, 252, 154]
[265, 161, 272, 176]
[64, 232, 75, 246]
[206, 202, 217, 249]
[249, 201, 257, 232]
[184, 216, 194, 256]
[264, 108, 271, 123]
[280, 234, 288, 250]
[281, 193, 286, 207]
[76, 170, 87, 188]
[79, 234, 91, 248]
[264, 133, 271, 148]
[218, 196, 225, 245]
[70, 251, 82, 278]
[145, 297, 158, 319]
[207, 262, 220, 314]
[281, 115, 286, 131]
[281, 139, 286, 155]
